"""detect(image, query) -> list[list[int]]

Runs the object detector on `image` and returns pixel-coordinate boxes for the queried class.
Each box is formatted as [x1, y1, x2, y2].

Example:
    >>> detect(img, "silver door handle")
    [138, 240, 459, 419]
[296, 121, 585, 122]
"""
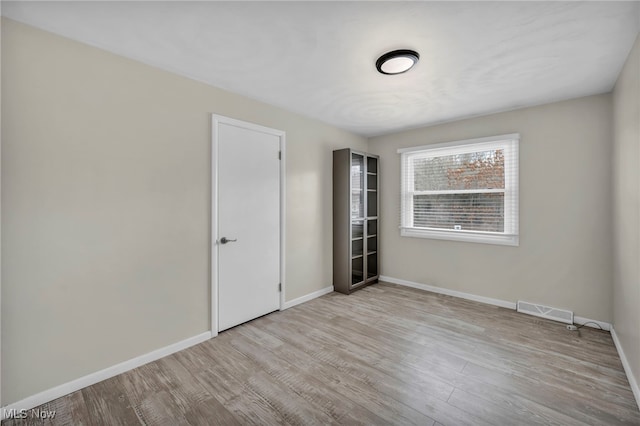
[220, 237, 237, 244]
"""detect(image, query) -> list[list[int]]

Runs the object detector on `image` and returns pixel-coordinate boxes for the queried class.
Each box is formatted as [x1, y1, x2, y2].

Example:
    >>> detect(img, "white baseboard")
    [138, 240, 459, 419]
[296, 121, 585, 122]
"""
[0, 331, 212, 420]
[379, 276, 611, 331]
[282, 286, 333, 310]
[380, 275, 517, 310]
[611, 327, 640, 409]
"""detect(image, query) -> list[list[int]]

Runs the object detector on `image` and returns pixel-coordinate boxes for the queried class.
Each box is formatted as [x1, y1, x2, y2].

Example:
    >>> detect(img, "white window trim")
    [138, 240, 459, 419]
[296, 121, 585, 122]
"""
[399, 133, 519, 246]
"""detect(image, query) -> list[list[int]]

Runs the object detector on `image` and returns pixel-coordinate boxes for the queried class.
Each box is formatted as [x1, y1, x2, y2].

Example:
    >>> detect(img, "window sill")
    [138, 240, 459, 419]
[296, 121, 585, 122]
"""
[400, 227, 519, 246]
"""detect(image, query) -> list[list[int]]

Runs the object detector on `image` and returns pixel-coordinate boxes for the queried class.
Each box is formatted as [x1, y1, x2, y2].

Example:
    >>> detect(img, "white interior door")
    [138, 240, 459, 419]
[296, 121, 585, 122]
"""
[213, 116, 283, 332]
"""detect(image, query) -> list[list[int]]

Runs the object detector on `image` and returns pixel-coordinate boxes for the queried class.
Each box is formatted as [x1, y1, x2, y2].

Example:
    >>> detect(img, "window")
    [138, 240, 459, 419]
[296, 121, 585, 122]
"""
[399, 134, 519, 246]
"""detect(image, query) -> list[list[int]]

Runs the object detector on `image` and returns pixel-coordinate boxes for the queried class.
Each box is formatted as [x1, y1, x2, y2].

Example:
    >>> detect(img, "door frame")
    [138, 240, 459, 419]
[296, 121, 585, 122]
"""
[211, 114, 286, 337]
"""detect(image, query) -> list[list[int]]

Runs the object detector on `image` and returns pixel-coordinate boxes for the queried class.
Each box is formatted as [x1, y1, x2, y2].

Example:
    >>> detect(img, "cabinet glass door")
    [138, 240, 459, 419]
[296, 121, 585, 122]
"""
[351, 153, 365, 286]
[366, 232, 378, 279]
[366, 156, 379, 281]
[367, 253, 378, 279]
[351, 220, 364, 285]
[351, 154, 364, 219]
[366, 156, 378, 219]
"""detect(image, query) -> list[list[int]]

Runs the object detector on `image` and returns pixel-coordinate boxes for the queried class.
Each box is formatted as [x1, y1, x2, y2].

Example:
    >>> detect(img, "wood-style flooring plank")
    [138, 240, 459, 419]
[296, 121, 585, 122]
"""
[79, 377, 140, 426]
[238, 326, 433, 426]
[250, 320, 439, 425]
[3, 282, 639, 426]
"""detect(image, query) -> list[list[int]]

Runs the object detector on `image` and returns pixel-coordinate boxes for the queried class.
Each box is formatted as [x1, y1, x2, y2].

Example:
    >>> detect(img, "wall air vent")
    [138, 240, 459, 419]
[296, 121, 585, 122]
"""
[516, 301, 573, 324]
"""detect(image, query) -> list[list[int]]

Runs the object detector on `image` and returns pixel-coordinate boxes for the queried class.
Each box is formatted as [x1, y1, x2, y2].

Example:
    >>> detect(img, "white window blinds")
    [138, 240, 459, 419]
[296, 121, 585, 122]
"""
[399, 134, 519, 246]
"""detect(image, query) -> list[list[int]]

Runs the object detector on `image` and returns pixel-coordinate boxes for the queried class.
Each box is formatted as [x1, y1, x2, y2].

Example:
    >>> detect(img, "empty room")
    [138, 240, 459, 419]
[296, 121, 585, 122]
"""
[1, 1, 639, 425]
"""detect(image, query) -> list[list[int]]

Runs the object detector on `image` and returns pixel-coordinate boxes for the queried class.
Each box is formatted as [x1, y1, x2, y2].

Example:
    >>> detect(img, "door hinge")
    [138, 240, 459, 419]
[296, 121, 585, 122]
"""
[278, 283, 282, 292]
[278, 151, 281, 160]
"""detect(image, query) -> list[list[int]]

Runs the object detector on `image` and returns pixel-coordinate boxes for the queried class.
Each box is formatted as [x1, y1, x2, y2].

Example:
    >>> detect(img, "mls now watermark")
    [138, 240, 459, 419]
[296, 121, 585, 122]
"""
[3, 408, 57, 420]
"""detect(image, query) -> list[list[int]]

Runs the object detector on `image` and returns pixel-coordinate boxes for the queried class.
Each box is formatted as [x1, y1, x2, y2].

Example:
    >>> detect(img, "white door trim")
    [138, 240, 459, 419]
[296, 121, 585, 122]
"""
[210, 114, 286, 337]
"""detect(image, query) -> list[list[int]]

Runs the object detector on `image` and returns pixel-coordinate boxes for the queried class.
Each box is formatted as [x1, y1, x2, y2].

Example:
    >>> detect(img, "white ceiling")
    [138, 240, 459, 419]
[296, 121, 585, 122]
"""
[3, 1, 639, 137]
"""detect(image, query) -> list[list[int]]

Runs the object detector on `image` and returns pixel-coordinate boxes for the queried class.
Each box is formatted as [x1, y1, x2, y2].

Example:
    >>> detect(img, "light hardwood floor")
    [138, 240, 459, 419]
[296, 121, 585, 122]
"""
[4, 282, 640, 425]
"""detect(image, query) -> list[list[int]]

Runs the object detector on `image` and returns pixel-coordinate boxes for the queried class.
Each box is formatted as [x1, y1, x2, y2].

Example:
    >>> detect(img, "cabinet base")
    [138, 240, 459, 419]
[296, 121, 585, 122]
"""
[334, 278, 379, 295]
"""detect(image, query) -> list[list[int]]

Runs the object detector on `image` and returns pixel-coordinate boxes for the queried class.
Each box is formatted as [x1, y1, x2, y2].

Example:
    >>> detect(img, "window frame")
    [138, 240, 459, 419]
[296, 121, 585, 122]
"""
[399, 133, 519, 246]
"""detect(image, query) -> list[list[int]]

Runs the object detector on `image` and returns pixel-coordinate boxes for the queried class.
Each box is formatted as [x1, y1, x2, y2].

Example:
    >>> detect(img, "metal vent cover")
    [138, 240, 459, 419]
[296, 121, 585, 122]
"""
[516, 301, 574, 324]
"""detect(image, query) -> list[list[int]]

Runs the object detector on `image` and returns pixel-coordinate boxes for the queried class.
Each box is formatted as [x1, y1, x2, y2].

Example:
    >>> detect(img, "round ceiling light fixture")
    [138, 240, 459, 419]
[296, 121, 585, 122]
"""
[376, 49, 420, 75]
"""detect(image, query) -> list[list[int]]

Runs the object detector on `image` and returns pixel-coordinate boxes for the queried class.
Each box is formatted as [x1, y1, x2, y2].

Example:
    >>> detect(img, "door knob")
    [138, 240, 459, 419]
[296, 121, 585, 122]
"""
[220, 237, 237, 244]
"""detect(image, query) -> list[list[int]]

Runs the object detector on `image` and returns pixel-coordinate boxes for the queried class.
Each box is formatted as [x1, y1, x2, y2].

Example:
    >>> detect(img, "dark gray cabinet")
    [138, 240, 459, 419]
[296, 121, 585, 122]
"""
[333, 149, 379, 294]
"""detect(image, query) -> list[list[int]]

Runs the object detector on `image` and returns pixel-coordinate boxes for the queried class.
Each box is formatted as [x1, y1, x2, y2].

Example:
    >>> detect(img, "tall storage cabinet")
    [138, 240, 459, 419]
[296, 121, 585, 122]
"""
[333, 149, 379, 294]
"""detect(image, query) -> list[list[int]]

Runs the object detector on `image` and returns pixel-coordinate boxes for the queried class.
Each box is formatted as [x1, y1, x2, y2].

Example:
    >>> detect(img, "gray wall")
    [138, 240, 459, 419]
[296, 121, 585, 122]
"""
[369, 94, 613, 322]
[613, 33, 640, 401]
[1, 19, 367, 404]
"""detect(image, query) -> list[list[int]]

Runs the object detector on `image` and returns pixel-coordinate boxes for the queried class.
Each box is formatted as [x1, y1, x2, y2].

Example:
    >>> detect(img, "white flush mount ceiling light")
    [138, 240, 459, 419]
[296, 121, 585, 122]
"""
[376, 49, 420, 75]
